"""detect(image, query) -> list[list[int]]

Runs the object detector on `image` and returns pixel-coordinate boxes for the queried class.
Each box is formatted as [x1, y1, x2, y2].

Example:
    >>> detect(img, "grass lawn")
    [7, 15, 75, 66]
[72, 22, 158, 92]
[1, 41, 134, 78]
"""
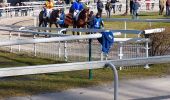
[0, 51, 170, 98]
[0, 13, 170, 98]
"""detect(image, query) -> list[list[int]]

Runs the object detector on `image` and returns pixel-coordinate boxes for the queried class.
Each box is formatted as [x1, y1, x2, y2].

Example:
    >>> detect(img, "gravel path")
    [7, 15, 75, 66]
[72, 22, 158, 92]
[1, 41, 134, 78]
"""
[3, 76, 170, 100]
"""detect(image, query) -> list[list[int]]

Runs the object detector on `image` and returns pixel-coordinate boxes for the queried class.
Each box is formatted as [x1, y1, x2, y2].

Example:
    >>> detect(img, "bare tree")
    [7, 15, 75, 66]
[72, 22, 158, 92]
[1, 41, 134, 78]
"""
[146, 28, 170, 56]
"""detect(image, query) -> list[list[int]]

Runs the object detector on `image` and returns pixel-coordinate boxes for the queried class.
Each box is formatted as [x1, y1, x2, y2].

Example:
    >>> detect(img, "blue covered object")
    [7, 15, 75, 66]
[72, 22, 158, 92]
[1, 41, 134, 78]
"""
[98, 31, 114, 54]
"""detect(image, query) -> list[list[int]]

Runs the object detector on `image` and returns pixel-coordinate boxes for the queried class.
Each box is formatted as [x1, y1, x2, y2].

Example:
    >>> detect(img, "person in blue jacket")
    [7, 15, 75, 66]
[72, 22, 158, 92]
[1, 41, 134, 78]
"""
[93, 13, 104, 29]
[57, 9, 65, 27]
[132, 0, 140, 19]
[71, 0, 84, 21]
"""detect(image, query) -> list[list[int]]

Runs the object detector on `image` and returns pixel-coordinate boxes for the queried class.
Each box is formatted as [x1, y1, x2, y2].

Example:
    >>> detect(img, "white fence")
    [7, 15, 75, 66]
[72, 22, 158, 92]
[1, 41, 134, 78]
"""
[0, 24, 165, 63]
[0, 0, 161, 18]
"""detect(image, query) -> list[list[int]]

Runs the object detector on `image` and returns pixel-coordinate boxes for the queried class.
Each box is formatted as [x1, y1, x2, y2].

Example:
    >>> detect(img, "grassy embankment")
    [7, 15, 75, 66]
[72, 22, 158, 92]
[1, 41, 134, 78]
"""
[0, 12, 170, 98]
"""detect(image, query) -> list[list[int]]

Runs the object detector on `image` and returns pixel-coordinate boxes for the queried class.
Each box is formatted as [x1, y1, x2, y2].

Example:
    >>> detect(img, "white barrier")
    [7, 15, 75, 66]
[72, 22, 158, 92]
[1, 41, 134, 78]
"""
[0, 55, 169, 77]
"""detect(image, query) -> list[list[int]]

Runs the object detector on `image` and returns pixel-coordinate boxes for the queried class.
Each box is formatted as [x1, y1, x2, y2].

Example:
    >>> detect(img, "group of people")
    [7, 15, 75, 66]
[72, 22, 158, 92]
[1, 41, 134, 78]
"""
[42, 0, 104, 29]
[159, 0, 170, 15]
[97, 0, 119, 18]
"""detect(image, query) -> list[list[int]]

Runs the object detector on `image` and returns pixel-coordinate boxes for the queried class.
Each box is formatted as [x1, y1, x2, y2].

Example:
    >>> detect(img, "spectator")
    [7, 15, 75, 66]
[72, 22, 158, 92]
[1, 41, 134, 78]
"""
[93, 13, 104, 29]
[111, 0, 117, 14]
[151, 0, 155, 10]
[87, 11, 95, 29]
[145, 0, 150, 10]
[87, 11, 95, 34]
[159, 0, 166, 15]
[130, 0, 134, 14]
[105, 0, 112, 18]
[166, 0, 170, 15]
[0, 3, 2, 17]
[97, 0, 104, 17]
[57, 9, 65, 27]
[132, 0, 140, 19]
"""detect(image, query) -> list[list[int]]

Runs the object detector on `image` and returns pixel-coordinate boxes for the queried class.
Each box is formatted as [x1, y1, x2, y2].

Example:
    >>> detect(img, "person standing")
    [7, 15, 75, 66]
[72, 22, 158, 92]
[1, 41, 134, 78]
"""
[130, 0, 134, 14]
[166, 0, 170, 15]
[97, 0, 104, 16]
[57, 9, 65, 27]
[93, 13, 104, 29]
[105, 0, 112, 18]
[87, 11, 95, 29]
[132, 0, 140, 19]
[159, 0, 165, 15]
[111, 0, 117, 14]
[145, 0, 150, 10]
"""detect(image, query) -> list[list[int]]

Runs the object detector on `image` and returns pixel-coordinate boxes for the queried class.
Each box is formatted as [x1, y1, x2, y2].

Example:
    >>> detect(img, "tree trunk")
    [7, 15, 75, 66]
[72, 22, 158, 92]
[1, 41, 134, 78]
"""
[123, 0, 128, 15]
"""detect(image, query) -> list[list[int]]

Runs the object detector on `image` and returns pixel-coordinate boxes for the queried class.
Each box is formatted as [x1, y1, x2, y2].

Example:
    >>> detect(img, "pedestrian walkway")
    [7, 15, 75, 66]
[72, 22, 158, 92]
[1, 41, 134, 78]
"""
[5, 76, 170, 100]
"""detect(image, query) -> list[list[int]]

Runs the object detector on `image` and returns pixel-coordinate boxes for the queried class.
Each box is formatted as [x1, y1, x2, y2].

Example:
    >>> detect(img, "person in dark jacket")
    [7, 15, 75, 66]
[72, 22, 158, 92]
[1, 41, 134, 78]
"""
[166, 0, 170, 15]
[132, 0, 140, 19]
[111, 0, 117, 13]
[87, 11, 95, 29]
[130, 0, 134, 14]
[105, 0, 112, 18]
[97, 0, 104, 17]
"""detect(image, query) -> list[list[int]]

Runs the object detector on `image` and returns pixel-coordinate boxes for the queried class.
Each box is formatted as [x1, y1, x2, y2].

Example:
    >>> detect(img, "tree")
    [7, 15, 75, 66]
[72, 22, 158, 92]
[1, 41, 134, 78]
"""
[145, 28, 170, 56]
[123, 0, 129, 15]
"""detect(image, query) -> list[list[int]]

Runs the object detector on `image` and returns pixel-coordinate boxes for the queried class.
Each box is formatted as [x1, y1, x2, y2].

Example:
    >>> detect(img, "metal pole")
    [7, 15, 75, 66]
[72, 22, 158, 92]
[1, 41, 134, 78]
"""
[118, 42, 123, 70]
[33, 35, 36, 56]
[58, 41, 61, 58]
[105, 63, 119, 100]
[89, 39, 93, 80]
[149, 22, 152, 28]
[9, 32, 12, 52]
[144, 40, 150, 69]
[124, 21, 127, 38]
[64, 41, 68, 61]
[34, 17, 36, 27]
[18, 32, 21, 52]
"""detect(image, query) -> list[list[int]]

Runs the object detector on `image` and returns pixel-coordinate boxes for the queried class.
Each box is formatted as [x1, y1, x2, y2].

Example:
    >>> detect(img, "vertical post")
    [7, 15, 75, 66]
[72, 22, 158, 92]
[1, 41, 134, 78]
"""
[144, 40, 150, 69]
[105, 63, 119, 100]
[18, 32, 21, 52]
[9, 32, 12, 52]
[118, 42, 123, 70]
[58, 41, 61, 57]
[149, 22, 152, 28]
[89, 39, 93, 80]
[33, 35, 36, 56]
[34, 16, 37, 27]
[64, 41, 68, 61]
[124, 21, 127, 38]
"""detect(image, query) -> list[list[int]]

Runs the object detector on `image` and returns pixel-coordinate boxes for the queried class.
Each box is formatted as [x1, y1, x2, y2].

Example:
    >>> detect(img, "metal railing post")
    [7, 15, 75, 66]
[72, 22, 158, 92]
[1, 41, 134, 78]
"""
[9, 32, 12, 52]
[118, 42, 123, 70]
[124, 21, 127, 38]
[18, 27, 25, 52]
[64, 41, 67, 61]
[58, 41, 61, 58]
[33, 35, 36, 56]
[105, 62, 119, 100]
[89, 39, 93, 80]
[144, 39, 150, 69]
[149, 22, 152, 28]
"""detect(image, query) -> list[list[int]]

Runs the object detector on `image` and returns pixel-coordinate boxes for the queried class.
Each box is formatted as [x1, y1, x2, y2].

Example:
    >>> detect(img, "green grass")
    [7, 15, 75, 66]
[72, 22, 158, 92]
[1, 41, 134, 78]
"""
[0, 51, 170, 98]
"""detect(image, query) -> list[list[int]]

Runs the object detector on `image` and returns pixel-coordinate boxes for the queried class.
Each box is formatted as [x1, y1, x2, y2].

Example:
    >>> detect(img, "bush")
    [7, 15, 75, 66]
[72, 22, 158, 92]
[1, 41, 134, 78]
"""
[147, 27, 170, 56]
